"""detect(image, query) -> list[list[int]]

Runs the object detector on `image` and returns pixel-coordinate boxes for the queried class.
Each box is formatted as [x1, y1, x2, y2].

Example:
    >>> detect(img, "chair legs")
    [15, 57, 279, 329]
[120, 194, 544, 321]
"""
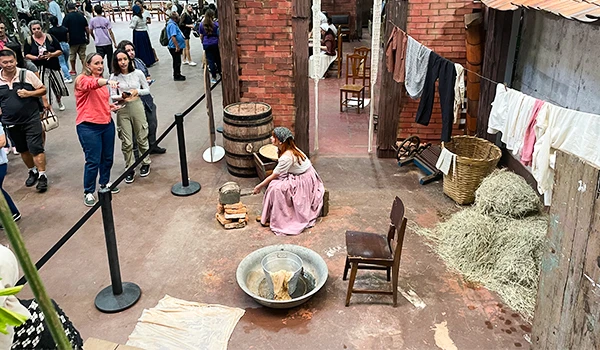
[343, 257, 350, 280]
[392, 265, 399, 307]
[386, 267, 391, 282]
[345, 262, 358, 307]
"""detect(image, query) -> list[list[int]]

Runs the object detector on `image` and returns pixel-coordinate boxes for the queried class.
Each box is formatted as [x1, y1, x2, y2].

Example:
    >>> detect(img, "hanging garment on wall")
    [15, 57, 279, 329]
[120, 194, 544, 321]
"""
[415, 52, 457, 142]
[404, 36, 432, 99]
[520, 99, 545, 166]
[487, 84, 527, 150]
[507, 94, 536, 156]
[532, 104, 600, 206]
[385, 27, 408, 83]
[487, 83, 509, 134]
[453, 63, 465, 124]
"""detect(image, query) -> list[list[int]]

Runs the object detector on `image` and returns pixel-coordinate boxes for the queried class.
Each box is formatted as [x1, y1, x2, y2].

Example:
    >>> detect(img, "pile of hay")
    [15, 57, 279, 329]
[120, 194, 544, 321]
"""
[419, 169, 547, 320]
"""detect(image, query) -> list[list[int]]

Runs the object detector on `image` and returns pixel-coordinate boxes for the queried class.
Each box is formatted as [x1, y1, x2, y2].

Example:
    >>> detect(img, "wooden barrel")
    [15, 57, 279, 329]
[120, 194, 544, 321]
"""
[223, 102, 274, 177]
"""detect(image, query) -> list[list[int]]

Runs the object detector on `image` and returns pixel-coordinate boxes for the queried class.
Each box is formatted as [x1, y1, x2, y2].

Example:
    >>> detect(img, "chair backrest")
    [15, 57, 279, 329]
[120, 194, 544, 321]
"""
[386, 197, 407, 269]
[354, 46, 371, 66]
[336, 27, 343, 61]
[345, 53, 367, 86]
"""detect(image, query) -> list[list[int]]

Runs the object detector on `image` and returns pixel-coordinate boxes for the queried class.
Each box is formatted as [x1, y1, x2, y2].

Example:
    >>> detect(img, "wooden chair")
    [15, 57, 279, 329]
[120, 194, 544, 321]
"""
[344, 196, 407, 307]
[336, 25, 344, 78]
[353, 46, 371, 94]
[340, 54, 367, 113]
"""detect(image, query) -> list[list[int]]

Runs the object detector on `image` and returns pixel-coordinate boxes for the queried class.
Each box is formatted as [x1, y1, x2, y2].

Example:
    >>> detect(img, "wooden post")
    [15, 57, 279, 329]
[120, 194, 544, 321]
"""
[292, 0, 310, 156]
[476, 8, 513, 141]
[465, 13, 483, 136]
[531, 151, 600, 350]
[217, 0, 240, 107]
[376, 0, 407, 158]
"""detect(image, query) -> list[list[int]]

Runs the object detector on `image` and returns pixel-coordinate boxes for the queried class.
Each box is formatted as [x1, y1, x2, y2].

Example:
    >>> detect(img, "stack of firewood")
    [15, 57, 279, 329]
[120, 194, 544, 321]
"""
[216, 202, 249, 229]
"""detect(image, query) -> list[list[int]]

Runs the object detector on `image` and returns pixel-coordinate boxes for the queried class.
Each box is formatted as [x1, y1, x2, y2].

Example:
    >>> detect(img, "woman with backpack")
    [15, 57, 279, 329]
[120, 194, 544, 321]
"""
[129, 4, 156, 67]
[197, 9, 220, 83]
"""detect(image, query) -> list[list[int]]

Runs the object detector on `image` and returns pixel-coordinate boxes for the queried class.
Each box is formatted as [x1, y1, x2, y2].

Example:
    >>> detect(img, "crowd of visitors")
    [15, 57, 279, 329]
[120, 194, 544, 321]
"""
[0, 0, 223, 208]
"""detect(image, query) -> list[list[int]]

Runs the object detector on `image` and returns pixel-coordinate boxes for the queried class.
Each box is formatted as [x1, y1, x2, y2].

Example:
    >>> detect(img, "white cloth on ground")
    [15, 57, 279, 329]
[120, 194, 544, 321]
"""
[436, 147, 457, 177]
[453, 63, 465, 124]
[404, 36, 431, 99]
[532, 103, 600, 206]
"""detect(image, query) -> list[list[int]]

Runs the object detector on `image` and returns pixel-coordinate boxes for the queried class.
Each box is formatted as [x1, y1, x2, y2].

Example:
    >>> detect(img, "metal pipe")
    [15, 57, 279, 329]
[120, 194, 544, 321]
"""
[175, 113, 190, 187]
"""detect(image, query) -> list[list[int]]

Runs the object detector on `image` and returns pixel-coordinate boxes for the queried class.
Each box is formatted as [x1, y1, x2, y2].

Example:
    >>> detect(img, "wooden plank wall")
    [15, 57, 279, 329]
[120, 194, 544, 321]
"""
[217, 0, 241, 107]
[532, 151, 600, 349]
[376, 0, 407, 158]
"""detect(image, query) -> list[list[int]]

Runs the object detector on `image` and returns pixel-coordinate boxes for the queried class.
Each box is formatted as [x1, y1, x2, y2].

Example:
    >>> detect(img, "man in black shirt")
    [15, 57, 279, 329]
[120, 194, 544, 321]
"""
[62, 3, 89, 75]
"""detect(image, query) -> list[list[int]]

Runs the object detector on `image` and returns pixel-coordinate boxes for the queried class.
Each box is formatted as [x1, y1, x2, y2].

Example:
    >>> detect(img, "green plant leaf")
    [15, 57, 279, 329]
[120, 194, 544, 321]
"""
[0, 306, 29, 334]
[0, 286, 24, 297]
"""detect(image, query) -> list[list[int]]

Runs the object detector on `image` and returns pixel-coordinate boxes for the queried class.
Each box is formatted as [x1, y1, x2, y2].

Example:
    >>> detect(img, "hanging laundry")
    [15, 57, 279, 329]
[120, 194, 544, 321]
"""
[507, 95, 536, 156]
[487, 84, 526, 151]
[453, 63, 465, 124]
[435, 147, 457, 177]
[404, 36, 431, 99]
[415, 52, 456, 142]
[520, 99, 545, 166]
[385, 27, 408, 83]
[532, 104, 600, 206]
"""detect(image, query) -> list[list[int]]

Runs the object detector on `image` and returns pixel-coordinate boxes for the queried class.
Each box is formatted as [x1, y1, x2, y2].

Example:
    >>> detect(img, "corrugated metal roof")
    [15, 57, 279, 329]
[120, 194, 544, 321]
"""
[482, 0, 600, 22]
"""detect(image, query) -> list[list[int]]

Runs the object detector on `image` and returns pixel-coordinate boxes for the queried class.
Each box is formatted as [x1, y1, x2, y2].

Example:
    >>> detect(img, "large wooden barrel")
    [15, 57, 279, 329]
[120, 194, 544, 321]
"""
[223, 102, 274, 177]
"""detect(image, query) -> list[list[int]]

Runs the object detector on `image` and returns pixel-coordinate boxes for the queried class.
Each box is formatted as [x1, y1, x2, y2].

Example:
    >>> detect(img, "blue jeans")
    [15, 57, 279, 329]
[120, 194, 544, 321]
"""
[0, 164, 19, 216]
[58, 42, 70, 80]
[76, 121, 115, 194]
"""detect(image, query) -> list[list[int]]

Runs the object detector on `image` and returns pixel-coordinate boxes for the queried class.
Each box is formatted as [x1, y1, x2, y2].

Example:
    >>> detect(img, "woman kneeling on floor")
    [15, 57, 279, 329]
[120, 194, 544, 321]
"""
[253, 127, 325, 236]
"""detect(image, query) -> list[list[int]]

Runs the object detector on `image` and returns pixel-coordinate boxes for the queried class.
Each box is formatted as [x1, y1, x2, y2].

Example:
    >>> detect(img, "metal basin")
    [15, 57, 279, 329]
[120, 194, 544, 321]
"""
[236, 244, 329, 309]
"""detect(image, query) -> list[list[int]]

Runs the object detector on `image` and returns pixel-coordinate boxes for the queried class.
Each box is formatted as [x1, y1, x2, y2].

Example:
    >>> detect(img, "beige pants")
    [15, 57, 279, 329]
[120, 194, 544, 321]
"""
[116, 99, 151, 168]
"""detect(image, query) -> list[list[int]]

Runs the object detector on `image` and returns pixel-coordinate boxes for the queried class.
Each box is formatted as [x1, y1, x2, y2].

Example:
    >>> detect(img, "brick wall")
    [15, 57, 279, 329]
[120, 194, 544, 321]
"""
[322, 0, 357, 37]
[236, 0, 295, 130]
[398, 0, 481, 141]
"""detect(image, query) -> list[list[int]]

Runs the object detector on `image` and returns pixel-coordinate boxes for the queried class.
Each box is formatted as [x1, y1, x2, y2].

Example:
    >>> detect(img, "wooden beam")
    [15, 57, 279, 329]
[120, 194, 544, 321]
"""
[292, 0, 310, 156]
[376, 0, 408, 158]
[476, 8, 514, 141]
[217, 0, 240, 107]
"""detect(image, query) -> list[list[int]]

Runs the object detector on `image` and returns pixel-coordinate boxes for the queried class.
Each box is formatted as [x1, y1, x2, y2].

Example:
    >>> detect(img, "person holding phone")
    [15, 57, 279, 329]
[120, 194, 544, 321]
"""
[109, 49, 152, 183]
[75, 53, 121, 206]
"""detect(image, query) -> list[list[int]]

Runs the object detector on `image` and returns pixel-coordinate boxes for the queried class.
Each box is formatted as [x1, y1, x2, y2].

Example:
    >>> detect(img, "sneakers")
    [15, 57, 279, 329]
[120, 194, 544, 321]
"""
[58, 102, 65, 111]
[210, 77, 217, 84]
[12, 212, 21, 222]
[125, 171, 135, 184]
[84, 193, 96, 207]
[12, 147, 18, 155]
[140, 164, 150, 177]
[25, 170, 39, 187]
[36, 174, 48, 192]
[69, 70, 76, 76]
[64, 77, 73, 84]
[183, 61, 189, 65]
[174, 75, 186, 81]
[188, 61, 197, 66]
[100, 183, 120, 194]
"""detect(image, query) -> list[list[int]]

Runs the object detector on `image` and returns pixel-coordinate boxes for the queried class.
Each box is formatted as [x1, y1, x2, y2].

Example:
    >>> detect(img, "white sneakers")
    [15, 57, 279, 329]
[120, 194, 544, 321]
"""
[64, 77, 73, 84]
[183, 61, 198, 66]
[58, 102, 66, 111]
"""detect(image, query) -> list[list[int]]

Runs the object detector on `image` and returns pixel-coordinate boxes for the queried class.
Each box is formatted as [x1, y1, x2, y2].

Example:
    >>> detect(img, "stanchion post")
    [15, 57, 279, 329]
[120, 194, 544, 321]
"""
[95, 188, 141, 313]
[171, 113, 201, 196]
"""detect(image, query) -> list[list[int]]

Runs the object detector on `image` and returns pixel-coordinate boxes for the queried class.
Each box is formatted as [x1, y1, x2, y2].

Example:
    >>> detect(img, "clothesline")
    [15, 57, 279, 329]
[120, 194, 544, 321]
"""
[386, 20, 500, 86]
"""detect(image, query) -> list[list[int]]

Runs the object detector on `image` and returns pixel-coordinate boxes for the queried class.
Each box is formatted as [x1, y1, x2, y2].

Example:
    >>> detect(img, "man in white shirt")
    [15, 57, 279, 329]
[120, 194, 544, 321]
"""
[48, 0, 63, 25]
[16, 0, 37, 25]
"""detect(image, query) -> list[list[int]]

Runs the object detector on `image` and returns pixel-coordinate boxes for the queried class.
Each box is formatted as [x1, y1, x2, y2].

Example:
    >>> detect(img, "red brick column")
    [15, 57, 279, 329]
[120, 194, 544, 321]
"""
[398, 0, 481, 142]
[236, 0, 296, 130]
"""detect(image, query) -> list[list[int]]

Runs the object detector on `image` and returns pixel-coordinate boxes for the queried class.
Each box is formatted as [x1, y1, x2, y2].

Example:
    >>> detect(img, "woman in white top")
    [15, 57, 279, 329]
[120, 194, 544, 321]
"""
[129, 5, 156, 66]
[109, 49, 152, 183]
[253, 127, 325, 236]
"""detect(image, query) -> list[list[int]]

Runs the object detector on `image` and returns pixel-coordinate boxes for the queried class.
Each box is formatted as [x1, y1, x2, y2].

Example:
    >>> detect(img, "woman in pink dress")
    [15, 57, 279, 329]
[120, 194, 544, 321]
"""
[253, 127, 325, 236]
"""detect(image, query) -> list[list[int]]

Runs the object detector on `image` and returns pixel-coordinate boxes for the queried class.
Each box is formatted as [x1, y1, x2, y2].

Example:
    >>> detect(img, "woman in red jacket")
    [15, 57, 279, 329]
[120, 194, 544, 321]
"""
[74, 53, 121, 206]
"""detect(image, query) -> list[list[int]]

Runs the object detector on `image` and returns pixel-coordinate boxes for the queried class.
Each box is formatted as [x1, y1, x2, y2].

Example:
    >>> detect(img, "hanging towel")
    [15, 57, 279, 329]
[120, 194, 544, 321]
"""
[453, 63, 465, 124]
[404, 36, 431, 99]
[436, 147, 457, 177]
[415, 52, 456, 142]
[508, 94, 536, 155]
[532, 103, 600, 206]
[520, 99, 545, 166]
[487, 83, 509, 135]
[487, 85, 526, 150]
[385, 27, 408, 83]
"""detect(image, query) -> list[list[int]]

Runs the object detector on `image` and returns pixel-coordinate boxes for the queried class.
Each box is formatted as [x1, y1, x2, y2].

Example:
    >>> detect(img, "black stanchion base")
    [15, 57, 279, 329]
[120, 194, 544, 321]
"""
[171, 180, 201, 196]
[95, 282, 142, 313]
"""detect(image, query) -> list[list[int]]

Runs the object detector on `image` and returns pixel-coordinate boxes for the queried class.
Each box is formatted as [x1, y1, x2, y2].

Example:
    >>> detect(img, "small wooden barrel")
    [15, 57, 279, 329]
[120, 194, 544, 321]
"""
[223, 102, 273, 177]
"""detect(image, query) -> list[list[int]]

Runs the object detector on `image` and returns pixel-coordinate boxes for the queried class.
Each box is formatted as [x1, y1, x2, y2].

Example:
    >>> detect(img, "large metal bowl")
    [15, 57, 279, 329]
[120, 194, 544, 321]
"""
[236, 244, 329, 309]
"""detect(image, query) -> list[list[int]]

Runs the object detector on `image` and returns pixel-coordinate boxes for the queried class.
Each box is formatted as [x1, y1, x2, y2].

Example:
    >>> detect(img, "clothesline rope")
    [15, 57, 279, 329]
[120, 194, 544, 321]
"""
[386, 20, 500, 86]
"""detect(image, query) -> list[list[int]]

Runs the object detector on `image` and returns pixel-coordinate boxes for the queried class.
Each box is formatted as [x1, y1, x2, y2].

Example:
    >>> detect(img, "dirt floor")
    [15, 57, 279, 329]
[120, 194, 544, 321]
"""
[0, 21, 530, 349]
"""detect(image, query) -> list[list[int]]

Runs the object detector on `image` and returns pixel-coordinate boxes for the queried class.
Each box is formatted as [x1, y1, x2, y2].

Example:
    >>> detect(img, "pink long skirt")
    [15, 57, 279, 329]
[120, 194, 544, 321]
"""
[260, 167, 325, 236]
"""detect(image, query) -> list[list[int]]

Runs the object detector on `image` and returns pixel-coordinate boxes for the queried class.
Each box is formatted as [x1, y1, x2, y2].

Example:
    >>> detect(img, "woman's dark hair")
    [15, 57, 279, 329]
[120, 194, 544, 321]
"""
[117, 39, 135, 51]
[132, 5, 143, 18]
[94, 4, 103, 15]
[203, 9, 215, 36]
[49, 16, 59, 27]
[112, 49, 135, 75]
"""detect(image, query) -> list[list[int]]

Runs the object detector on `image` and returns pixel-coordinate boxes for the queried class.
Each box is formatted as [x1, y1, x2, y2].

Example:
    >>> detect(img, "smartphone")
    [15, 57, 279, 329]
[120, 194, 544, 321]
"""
[148, 79, 155, 86]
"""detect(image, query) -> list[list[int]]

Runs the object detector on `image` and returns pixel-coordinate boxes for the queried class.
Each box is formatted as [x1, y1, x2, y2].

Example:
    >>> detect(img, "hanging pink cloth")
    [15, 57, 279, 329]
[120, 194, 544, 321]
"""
[521, 99, 545, 166]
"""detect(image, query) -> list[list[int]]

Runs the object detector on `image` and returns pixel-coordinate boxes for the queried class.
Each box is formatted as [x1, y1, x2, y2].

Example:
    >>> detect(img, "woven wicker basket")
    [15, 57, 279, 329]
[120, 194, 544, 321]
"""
[442, 135, 502, 205]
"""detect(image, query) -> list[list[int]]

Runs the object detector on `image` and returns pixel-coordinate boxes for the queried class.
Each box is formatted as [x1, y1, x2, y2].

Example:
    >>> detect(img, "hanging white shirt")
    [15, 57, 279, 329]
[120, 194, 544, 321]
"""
[453, 63, 465, 124]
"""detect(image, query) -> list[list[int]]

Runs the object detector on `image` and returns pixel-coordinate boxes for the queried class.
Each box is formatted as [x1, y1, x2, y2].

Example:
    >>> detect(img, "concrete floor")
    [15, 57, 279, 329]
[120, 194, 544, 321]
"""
[0, 21, 531, 349]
